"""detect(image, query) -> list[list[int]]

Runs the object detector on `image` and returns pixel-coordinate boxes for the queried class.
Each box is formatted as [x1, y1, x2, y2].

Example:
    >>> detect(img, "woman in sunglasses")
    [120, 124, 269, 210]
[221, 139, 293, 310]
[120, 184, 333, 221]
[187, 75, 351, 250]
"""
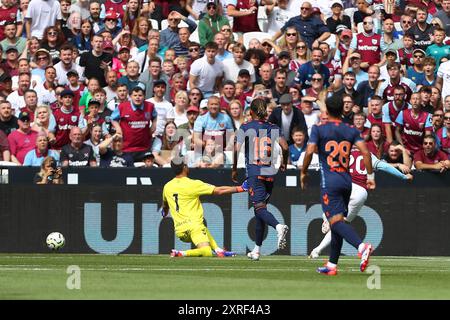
[277, 27, 298, 59]
[40, 26, 65, 64]
[289, 40, 310, 72]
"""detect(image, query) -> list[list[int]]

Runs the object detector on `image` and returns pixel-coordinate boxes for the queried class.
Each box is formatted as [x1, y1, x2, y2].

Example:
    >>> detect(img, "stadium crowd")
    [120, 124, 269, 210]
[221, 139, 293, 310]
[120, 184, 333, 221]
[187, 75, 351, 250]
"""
[0, 0, 449, 172]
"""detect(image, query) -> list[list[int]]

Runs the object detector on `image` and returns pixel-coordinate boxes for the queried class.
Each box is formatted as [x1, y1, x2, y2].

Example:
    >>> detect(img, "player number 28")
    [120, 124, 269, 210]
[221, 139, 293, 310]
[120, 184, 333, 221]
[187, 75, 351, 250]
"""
[325, 140, 352, 169]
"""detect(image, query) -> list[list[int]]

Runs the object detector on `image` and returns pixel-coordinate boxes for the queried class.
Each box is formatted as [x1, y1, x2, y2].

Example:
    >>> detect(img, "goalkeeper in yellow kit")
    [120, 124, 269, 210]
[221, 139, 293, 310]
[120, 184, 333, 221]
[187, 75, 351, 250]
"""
[162, 159, 248, 257]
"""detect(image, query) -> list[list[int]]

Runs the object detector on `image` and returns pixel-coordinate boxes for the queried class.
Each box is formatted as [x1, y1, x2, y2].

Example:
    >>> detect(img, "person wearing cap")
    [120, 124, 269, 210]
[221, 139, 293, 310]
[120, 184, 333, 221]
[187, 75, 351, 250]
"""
[334, 26, 353, 64]
[52, 89, 83, 149]
[406, 48, 426, 86]
[266, 0, 295, 36]
[24, 0, 61, 40]
[79, 98, 108, 140]
[79, 34, 113, 88]
[2, 45, 19, 77]
[223, 43, 255, 83]
[353, 0, 374, 28]
[267, 93, 308, 145]
[98, 9, 121, 38]
[1, 22, 26, 59]
[32, 49, 52, 82]
[53, 44, 84, 86]
[237, 68, 253, 101]
[7, 110, 39, 165]
[199, 1, 230, 47]
[161, 10, 197, 49]
[272, 1, 331, 50]
[147, 78, 173, 137]
[140, 150, 156, 168]
[326, 1, 351, 34]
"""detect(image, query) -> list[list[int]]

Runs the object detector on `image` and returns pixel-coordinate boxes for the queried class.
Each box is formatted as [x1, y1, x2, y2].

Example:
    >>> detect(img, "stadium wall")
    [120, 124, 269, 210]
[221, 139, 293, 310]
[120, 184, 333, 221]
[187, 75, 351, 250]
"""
[0, 168, 449, 256]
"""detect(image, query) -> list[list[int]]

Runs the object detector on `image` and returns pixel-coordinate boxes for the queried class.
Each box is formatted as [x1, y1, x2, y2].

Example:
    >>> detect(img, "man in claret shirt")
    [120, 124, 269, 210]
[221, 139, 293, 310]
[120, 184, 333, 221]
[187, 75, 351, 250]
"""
[382, 85, 410, 143]
[111, 86, 157, 162]
[395, 92, 433, 156]
[413, 134, 450, 172]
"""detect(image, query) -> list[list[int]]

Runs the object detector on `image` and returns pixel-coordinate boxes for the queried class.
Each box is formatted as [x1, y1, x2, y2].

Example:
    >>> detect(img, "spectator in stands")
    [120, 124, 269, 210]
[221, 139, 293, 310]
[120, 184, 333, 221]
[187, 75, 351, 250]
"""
[341, 94, 356, 124]
[23, 132, 59, 166]
[432, 109, 444, 133]
[414, 134, 450, 172]
[189, 41, 224, 98]
[345, 15, 381, 72]
[40, 26, 65, 64]
[409, 7, 433, 51]
[193, 95, 234, 152]
[7, 72, 31, 113]
[382, 85, 409, 144]
[300, 96, 320, 135]
[273, 1, 330, 50]
[352, 0, 373, 31]
[161, 10, 197, 49]
[7, 110, 38, 165]
[0, 128, 10, 162]
[301, 73, 327, 111]
[34, 156, 64, 184]
[266, 0, 295, 36]
[98, 133, 134, 167]
[188, 88, 203, 108]
[24, 0, 61, 40]
[60, 126, 97, 167]
[288, 126, 307, 168]
[195, 136, 225, 168]
[382, 141, 412, 174]
[31, 105, 55, 141]
[356, 65, 381, 110]
[79, 34, 113, 88]
[34, 66, 58, 106]
[436, 110, 450, 157]
[268, 93, 308, 145]
[332, 71, 363, 109]
[294, 48, 330, 90]
[407, 49, 425, 86]
[326, 0, 351, 33]
[289, 40, 310, 73]
[54, 45, 83, 87]
[277, 27, 300, 59]
[223, 43, 255, 83]
[366, 123, 389, 159]
[117, 61, 142, 92]
[130, 17, 149, 51]
[425, 28, 450, 69]
[228, 99, 244, 130]
[422, 57, 437, 88]
[98, 9, 121, 38]
[378, 62, 416, 103]
[198, 1, 229, 47]
[178, 105, 199, 150]
[71, 19, 93, 55]
[110, 86, 157, 161]
[227, 0, 261, 36]
[152, 120, 185, 167]
[290, 86, 302, 110]
[52, 89, 83, 150]
[256, 63, 274, 89]
[147, 79, 173, 137]
[83, 123, 103, 165]
[435, 0, 450, 35]
[1, 22, 26, 58]
[395, 92, 433, 155]
[88, 1, 103, 34]
[353, 111, 369, 139]
[380, 18, 402, 54]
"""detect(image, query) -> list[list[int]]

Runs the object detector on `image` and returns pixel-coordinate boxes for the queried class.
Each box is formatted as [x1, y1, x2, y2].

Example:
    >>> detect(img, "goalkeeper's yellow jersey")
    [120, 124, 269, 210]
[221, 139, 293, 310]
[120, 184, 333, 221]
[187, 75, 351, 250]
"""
[162, 177, 215, 231]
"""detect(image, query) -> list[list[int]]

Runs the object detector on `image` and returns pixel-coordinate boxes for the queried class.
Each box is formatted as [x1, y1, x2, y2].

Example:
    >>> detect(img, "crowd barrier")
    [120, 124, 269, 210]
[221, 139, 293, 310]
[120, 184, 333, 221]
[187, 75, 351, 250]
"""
[0, 168, 449, 256]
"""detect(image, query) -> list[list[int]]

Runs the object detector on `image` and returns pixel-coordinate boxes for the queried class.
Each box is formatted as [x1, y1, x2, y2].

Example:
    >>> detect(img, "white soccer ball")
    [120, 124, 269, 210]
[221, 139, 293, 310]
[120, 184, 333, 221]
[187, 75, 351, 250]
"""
[46, 232, 65, 250]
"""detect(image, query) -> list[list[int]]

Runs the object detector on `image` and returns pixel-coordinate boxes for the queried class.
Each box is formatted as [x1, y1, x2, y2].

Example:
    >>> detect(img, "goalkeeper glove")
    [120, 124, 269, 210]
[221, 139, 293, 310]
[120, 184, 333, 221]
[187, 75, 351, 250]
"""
[236, 179, 249, 193]
[160, 208, 170, 217]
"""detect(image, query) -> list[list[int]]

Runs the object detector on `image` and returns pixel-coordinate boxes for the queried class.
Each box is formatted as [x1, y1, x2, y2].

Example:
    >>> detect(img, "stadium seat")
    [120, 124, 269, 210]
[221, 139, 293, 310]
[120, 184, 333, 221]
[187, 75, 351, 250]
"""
[149, 18, 159, 30]
[189, 28, 200, 43]
[324, 33, 337, 49]
[257, 5, 269, 32]
[394, 22, 401, 31]
[242, 31, 272, 49]
[161, 19, 189, 31]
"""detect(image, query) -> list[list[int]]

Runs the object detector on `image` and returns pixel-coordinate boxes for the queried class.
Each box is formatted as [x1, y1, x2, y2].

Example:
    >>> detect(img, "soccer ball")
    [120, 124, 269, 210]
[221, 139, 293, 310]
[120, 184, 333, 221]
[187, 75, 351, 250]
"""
[46, 232, 65, 250]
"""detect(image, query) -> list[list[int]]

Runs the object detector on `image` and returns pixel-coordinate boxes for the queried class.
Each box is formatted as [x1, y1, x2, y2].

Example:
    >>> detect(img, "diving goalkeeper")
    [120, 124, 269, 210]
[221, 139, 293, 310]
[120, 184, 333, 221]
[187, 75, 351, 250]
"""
[162, 158, 247, 257]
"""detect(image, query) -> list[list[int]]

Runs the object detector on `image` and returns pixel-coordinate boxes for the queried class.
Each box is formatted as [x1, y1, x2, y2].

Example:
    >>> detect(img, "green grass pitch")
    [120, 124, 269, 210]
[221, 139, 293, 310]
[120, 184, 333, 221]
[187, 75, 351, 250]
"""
[1, 254, 450, 299]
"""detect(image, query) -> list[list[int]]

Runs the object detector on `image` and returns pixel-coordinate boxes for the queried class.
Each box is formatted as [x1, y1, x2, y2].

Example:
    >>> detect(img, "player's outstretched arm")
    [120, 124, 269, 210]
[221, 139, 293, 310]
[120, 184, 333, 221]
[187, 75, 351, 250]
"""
[300, 143, 316, 190]
[372, 154, 413, 181]
[355, 140, 376, 190]
[213, 182, 248, 195]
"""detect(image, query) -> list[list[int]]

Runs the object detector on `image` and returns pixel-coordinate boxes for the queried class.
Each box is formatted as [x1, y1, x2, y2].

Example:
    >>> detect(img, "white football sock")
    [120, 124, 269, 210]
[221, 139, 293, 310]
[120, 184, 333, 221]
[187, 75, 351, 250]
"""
[358, 243, 366, 253]
[326, 261, 337, 268]
[252, 245, 261, 253]
[314, 231, 332, 254]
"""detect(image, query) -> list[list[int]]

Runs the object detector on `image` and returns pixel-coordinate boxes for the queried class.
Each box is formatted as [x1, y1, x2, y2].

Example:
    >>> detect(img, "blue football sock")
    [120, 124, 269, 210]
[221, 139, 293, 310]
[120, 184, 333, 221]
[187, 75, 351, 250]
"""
[255, 207, 279, 229]
[331, 220, 362, 249]
[255, 216, 265, 246]
[329, 229, 343, 265]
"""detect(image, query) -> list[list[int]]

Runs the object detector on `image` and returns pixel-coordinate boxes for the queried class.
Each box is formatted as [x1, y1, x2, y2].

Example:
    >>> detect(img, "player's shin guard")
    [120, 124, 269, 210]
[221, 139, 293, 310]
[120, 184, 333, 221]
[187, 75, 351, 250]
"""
[331, 221, 362, 249]
[254, 205, 279, 229]
[329, 229, 343, 264]
[255, 216, 265, 247]
[185, 246, 213, 257]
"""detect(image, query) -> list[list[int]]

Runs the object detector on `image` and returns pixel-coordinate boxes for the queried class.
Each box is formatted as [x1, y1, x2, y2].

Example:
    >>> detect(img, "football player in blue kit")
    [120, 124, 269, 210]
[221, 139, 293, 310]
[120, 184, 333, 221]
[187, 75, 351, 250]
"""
[301, 94, 376, 275]
[232, 98, 290, 261]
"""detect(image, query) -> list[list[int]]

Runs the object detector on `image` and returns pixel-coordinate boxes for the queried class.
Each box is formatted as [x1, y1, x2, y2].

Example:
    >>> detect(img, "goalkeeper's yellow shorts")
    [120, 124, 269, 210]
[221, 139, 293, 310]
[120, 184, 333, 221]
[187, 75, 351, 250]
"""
[176, 223, 209, 247]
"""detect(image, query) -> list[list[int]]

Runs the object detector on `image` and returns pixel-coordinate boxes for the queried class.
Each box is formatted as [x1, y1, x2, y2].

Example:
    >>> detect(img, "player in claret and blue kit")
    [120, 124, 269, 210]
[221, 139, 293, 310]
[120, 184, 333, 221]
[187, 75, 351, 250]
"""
[300, 95, 376, 275]
[232, 98, 290, 261]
